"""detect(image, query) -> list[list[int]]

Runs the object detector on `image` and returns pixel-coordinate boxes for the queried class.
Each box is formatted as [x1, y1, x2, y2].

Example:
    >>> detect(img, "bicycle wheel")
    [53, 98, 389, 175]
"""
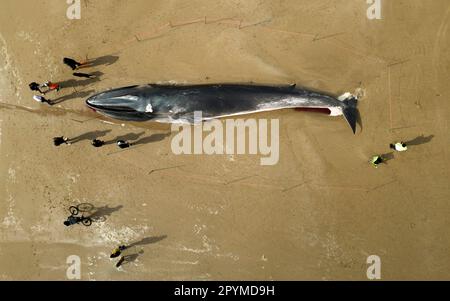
[82, 217, 92, 227]
[78, 203, 94, 213]
[69, 206, 79, 216]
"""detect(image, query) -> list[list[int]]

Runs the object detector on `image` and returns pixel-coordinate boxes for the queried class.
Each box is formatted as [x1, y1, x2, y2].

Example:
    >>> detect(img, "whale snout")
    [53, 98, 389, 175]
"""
[85, 88, 154, 121]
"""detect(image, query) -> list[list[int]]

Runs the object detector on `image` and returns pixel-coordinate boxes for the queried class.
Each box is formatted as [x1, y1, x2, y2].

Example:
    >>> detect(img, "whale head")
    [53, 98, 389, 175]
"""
[86, 85, 155, 121]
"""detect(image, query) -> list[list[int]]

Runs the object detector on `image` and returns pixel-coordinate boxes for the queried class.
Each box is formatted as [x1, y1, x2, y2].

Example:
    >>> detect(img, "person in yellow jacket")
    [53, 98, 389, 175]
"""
[110, 245, 127, 258]
[370, 155, 384, 168]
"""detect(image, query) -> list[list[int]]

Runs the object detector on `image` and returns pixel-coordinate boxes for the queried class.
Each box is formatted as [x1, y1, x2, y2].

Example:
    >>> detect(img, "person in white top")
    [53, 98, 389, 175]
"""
[33, 95, 52, 105]
[390, 142, 408, 152]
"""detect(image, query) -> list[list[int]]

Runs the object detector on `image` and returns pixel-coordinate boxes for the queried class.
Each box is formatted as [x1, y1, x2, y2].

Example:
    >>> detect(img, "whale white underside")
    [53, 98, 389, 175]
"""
[152, 105, 343, 124]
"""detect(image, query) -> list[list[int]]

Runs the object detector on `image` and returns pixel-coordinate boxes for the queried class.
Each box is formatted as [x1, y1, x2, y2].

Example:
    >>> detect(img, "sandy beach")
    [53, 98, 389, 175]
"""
[0, 0, 449, 280]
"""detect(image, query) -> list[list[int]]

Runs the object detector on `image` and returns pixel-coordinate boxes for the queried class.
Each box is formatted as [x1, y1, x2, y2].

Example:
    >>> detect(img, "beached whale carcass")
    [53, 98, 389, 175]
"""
[86, 84, 359, 133]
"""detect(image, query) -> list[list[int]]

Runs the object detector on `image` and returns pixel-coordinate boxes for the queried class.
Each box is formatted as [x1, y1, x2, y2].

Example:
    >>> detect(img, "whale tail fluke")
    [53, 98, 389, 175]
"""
[342, 96, 358, 134]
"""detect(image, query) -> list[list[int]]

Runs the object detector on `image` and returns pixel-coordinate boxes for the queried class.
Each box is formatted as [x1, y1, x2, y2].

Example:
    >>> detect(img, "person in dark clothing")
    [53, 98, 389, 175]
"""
[33, 95, 52, 105]
[117, 140, 132, 149]
[64, 215, 81, 226]
[92, 139, 105, 148]
[54, 136, 71, 146]
[116, 256, 125, 268]
[29, 82, 44, 94]
[63, 57, 83, 70]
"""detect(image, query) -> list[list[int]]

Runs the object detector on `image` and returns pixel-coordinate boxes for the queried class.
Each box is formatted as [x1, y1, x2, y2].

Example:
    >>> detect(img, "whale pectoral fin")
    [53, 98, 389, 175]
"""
[342, 97, 359, 134]
[343, 107, 357, 134]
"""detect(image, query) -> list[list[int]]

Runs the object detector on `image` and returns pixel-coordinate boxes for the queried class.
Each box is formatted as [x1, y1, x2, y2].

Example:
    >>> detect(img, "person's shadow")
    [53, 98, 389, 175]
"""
[119, 250, 144, 266]
[51, 90, 96, 105]
[404, 135, 434, 146]
[89, 205, 123, 222]
[132, 133, 171, 146]
[105, 132, 146, 145]
[58, 77, 101, 90]
[116, 236, 166, 267]
[82, 55, 120, 68]
[69, 130, 111, 144]
[380, 152, 395, 164]
[104, 132, 170, 146]
[127, 235, 168, 248]
[72, 71, 104, 79]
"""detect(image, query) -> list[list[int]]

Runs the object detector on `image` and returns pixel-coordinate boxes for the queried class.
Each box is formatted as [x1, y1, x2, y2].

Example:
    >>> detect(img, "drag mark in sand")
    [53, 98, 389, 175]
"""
[387, 59, 410, 131]
[312, 32, 346, 42]
[367, 179, 397, 193]
[170, 260, 199, 265]
[125, 16, 273, 44]
[148, 165, 186, 175]
[388, 67, 393, 130]
[282, 180, 311, 192]
[224, 175, 256, 185]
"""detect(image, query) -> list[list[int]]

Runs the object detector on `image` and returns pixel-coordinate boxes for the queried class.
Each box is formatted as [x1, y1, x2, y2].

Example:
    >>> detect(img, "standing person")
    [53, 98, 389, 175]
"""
[91, 139, 105, 148]
[117, 140, 132, 149]
[29, 82, 45, 94]
[64, 215, 81, 227]
[53, 136, 71, 146]
[33, 95, 52, 105]
[115, 256, 125, 268]
[110, 245, 127, 258]
[63, 57, 83, 70]
[370, 155, 384, 168]
[390, 142, 408, 152]
[43, 81, 61, 93]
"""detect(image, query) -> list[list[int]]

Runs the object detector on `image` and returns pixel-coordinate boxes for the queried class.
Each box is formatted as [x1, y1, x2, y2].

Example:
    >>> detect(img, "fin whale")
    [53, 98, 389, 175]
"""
[86, 84, 359, 133]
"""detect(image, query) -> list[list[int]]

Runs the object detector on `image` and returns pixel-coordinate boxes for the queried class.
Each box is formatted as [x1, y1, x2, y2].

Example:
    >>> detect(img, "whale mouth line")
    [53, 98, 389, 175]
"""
[86, 102, 138, 113]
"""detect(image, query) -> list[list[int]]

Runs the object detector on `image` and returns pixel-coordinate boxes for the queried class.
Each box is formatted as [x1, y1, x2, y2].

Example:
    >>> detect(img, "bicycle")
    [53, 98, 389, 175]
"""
[65, 206, 93, 227]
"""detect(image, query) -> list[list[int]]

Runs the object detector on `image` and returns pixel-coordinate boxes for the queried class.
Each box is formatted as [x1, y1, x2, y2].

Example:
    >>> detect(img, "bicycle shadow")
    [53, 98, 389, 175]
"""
[88, 205, 123, 222]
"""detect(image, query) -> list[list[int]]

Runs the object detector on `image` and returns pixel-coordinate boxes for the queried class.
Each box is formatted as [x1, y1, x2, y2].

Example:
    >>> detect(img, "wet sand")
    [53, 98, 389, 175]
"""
[0, 0, 449, 280]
